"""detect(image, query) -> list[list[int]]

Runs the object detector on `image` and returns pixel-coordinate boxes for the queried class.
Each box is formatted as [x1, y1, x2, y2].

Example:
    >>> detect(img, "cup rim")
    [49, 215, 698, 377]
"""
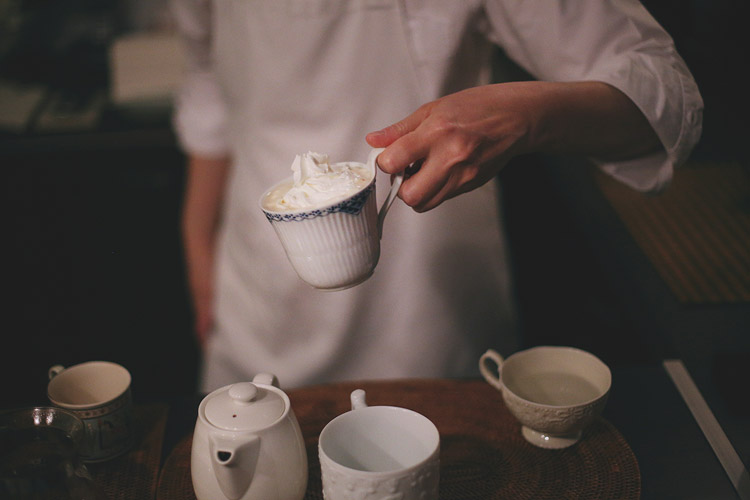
[0, 406, 87, 455]
[259, 172, 376, 218]
[501, 346, 612, 409]
[318, 405, 440, 477]
[47, 361, 132, 410]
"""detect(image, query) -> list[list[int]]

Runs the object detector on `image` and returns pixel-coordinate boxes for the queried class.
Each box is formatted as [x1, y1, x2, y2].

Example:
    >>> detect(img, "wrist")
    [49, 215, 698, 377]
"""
[525, 81, 588, 155]
[481, 82, 560, 159]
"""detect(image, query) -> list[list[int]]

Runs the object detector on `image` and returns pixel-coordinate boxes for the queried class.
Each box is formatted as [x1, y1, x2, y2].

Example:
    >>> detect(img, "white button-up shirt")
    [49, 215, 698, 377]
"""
[171, 0, 703, 390]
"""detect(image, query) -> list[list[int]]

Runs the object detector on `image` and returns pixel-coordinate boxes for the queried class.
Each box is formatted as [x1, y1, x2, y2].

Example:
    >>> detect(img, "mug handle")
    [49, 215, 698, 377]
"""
[48, 364, 65, 380]
[367, 148, 404, 239]
[350, 389, 368, 410]
[479, 349, 505, 391]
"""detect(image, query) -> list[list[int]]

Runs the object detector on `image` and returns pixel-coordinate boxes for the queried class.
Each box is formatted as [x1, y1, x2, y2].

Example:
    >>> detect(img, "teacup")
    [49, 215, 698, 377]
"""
[0, 406, 105, 499]
[47, 361, 135, 462]
[318, 389, 440, 500]
[260, 148, 403, 291]
[479, 346, 611, 449]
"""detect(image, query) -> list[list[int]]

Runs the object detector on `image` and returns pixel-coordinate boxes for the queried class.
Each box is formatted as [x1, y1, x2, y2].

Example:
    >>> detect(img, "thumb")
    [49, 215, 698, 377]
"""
[366, 104, 430, 148]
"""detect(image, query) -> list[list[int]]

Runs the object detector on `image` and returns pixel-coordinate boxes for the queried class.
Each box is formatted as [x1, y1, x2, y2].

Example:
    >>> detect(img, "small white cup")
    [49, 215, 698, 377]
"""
[479, 346, 611, 449]
[47, 361, 135, 462]
[318, 390, 440, 500]
[260, 148, 403, 291]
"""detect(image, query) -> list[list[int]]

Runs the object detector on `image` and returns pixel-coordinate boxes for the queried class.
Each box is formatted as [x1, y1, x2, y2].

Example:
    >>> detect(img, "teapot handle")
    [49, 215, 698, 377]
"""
[252, 373, 279, 388]
[479, 349, 505, 391]
[350, 389, 367, 410]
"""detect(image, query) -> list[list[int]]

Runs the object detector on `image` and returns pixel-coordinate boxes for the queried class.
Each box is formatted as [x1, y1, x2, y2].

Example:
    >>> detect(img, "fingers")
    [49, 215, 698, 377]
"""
[398, 155, 451, 212]
[366, 103, 431, 148]
[364, 96, 503, 211]
[371, 132, 477, 212]
[378, 132, 432, 180]
[367, 104, 435, 176]
[400, 153, 501, 212]
[400, 159, 477, 212]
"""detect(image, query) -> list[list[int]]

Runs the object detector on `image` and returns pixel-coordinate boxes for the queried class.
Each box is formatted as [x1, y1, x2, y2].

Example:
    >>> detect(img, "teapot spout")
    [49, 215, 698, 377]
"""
[209, 433, 260, 500]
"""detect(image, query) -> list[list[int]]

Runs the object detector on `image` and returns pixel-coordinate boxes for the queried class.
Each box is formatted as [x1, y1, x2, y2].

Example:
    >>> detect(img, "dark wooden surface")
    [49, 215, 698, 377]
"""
[157, 379, 641, 500]
[153, 366, 746, 500]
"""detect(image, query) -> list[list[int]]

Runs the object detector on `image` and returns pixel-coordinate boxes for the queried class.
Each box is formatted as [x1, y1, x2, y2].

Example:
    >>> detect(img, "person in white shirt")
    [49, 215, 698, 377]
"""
[172, 0, 703, 391]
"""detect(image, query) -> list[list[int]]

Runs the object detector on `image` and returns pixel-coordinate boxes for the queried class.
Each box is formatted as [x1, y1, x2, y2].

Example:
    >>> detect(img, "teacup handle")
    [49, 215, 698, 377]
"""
[479, 349, 505, 391]
[48, 364, 65, 380]
[350, 389, 368, 410]
[367, 148, 404, 239]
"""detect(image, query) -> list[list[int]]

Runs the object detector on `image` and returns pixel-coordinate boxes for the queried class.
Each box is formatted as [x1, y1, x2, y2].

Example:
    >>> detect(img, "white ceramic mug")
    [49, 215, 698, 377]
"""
[260, 148, 403, 291]
[318, 389, 440, 500]
[479, 346, 611, 449]
[47, 361, 135, 462]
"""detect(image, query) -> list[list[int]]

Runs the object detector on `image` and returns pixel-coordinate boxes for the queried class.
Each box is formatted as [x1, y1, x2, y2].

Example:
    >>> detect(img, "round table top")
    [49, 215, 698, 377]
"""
[157, 378, 640, 500]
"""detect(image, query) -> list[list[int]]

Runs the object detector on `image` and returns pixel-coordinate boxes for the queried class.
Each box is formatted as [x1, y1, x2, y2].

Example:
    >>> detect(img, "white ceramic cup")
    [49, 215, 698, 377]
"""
[260, 148, 403, 291]
[47, 361, 135, 462]
[318, 390, 440, 500]
[479, 346, 611, 449]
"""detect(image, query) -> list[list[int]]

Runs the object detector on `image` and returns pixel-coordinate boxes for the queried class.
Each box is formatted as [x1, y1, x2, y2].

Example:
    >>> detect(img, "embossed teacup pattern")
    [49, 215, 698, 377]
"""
[479, 347, 611, 449]
[320, 456, 439, 500]
[318, 390, 440, 500]
[502, 388, 608, 435]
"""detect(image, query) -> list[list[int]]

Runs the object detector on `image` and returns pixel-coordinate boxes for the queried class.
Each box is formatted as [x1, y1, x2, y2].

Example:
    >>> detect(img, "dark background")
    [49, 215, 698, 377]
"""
[2, 0, 748, 419]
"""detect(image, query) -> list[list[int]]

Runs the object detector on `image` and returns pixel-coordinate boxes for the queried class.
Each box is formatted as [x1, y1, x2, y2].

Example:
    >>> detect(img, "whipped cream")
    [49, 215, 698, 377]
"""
[265, 152, 372, 211]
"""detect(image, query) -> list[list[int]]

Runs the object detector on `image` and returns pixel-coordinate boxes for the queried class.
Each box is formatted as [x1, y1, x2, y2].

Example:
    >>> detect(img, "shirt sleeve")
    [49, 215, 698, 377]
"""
[482, 0, 704, 192]
[170, 0, 230, 157]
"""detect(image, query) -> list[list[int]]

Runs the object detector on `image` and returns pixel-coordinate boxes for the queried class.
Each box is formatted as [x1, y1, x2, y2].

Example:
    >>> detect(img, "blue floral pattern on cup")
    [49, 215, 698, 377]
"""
[263, 184, 374, 222]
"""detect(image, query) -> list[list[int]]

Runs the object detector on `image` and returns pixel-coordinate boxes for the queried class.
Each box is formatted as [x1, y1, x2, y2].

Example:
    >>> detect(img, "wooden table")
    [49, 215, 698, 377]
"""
[154, 379, 639, 500]
[86, 364, 749, 499]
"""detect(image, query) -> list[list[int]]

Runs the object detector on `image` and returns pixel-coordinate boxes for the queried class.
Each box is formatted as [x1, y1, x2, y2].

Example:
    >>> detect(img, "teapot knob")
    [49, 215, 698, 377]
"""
[228, 383, 258, 405]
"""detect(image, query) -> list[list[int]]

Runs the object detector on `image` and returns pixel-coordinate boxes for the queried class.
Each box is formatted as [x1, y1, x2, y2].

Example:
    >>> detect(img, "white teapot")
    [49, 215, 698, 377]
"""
[191, 374, 308, 500]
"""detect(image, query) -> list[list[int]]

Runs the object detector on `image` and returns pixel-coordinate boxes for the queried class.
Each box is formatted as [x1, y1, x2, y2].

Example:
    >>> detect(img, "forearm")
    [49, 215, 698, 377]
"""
[181, 154, 231, 264]
[527, 81, 662, 161]
[180, 154, 229, 342]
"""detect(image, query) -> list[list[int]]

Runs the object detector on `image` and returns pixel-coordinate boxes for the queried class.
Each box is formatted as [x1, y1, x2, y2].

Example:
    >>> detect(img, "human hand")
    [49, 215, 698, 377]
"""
[366, 81, 660, 212]
[366, 83, 537, 212]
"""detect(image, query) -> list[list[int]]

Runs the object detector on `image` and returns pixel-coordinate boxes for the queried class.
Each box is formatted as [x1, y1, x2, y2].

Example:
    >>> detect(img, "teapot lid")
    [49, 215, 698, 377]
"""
[204, 382, 286, 431]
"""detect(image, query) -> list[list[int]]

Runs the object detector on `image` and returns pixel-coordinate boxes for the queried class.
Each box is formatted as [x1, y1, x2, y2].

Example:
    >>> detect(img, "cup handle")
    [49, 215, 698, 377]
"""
[350, 389, 368, 410]
[48, 364, 65, 380]
[479, 349, 505, 391]
[367, 148, 404, 239]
